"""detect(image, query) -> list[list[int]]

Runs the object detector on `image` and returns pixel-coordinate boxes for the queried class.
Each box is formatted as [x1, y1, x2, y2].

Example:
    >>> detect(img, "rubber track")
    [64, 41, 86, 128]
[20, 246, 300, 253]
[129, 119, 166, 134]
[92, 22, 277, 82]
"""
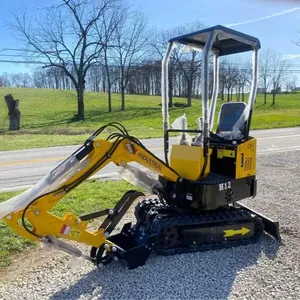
[150, 208, 264, 256]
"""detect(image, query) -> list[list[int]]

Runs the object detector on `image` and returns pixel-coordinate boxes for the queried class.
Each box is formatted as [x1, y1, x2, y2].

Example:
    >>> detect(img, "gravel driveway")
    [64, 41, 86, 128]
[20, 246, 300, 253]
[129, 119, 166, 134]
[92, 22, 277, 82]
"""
[0, 150, 300, 300]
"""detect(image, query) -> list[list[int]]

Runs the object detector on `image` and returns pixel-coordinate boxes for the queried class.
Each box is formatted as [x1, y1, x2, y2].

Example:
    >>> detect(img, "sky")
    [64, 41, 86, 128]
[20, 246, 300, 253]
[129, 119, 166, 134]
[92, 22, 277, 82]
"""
[1, 0, 300, 73]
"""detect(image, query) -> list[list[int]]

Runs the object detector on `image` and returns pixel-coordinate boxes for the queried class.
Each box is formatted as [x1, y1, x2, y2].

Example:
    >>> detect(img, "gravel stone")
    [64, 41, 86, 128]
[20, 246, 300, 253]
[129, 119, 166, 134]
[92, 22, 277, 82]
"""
[0, 151, 300, 299]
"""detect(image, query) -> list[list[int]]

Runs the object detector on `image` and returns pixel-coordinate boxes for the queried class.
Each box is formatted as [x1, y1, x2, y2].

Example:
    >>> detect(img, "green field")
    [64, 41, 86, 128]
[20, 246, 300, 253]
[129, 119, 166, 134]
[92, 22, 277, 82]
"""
[0, 87, 299, 151]
[0, 179, 135, 268]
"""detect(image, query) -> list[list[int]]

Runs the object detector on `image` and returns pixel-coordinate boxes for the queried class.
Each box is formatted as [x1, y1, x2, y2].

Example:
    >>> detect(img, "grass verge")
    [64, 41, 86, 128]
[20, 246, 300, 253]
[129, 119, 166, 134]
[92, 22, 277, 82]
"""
[0, 179, 135, 268]
[0, 88, 299, 151]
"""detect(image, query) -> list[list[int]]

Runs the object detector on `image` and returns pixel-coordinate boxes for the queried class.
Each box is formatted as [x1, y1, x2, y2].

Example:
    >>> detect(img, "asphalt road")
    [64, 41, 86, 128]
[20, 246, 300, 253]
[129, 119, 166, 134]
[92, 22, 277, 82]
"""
[0, 127, 300, 191]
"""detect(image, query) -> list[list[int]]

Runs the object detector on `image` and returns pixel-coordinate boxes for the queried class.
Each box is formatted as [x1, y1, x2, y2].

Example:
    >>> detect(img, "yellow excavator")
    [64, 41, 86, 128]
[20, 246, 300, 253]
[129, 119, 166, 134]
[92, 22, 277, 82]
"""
[0, 25, 280, 269]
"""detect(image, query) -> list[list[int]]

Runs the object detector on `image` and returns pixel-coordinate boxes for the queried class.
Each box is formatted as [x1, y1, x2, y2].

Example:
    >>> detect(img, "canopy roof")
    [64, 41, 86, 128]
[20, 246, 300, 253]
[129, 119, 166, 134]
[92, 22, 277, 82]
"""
[169, 25, 261, 56]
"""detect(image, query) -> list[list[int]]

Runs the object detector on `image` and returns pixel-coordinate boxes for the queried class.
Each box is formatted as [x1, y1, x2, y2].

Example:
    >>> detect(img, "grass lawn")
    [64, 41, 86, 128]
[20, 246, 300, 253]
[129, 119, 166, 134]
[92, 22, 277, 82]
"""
[0, 87, 299, 151]
[0, 179, 135, 268]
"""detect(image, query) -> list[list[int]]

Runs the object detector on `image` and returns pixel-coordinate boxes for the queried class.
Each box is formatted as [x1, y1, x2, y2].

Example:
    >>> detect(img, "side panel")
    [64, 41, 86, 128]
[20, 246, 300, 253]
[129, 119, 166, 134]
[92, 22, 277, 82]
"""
[167, 176, 257, 210]
[191, 176, 256, 210]
[236, 138, 256, 179]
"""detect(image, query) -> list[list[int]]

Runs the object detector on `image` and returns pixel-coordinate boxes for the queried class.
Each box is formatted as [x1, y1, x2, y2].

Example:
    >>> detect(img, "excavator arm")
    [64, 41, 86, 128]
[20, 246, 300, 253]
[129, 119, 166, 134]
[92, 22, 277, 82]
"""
[0, 123, 179, 258]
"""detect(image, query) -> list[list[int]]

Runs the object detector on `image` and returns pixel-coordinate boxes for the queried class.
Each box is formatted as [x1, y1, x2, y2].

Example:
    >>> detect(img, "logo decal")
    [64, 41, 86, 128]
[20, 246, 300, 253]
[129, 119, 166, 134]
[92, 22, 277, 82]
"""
[219, 181, 231, 191]
[137, 152, 162, 171]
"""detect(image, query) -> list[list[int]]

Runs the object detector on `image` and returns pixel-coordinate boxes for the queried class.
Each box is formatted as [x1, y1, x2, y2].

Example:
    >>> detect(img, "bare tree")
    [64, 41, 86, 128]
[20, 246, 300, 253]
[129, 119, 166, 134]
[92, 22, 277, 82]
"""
[233, 62, 251, 102]
[10, 73, 22, 87]
[221, 60, 239, 102]
[149, 22, 205, 107]
[173, 49, 202, 106]
[149, 29, 176, 107]
[270, 54, 291, 106]
[113, 9, 148, 110]
[20, 73, 32, 88]
[283, 76, 291, 94]
[9, 0, 120, 120]
[88, 64, 103, 92]
[219, 60, 227, 101]
[33, 69, 48, 88]
[0, 73, 11, 87]
[259, 48, 274, 105]
[282, 75, 297, 94]
[99, 0, 125, 112]
[171, 22, 204, 106]
[288, 76, 298, 93]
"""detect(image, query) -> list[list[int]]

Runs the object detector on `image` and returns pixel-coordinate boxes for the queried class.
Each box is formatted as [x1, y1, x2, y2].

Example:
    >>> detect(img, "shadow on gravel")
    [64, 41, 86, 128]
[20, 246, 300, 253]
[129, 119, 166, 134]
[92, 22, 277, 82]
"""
[50, 235, 279, 300]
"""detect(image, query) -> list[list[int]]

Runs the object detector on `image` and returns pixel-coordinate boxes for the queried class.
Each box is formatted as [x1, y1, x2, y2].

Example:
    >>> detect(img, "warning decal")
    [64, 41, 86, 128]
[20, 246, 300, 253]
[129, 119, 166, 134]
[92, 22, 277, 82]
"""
[60, 224, 71, 235]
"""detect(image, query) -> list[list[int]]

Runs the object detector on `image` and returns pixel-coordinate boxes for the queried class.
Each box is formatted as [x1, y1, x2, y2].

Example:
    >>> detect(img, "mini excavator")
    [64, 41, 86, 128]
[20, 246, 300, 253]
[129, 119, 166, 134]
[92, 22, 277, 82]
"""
[0, 25, 280, 269]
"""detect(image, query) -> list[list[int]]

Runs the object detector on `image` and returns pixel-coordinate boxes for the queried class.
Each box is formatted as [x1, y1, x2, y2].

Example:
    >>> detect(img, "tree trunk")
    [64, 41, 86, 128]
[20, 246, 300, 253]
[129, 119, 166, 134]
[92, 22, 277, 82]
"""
[104, 49, 112, 112]
[264, 92, 267, 105]
[187, 93, 192, 107]
[242, 87, 245, 102]
[62, 76, 66, 90]
[227, 87, 230, 102]
[96, 79, 100, 92]
[4, 94, 21, 130]
[121, 86, 125, 110]
[221, 85, 224, 100]
[108, 89, 112, 112]
[187, 81, 192, 107]
[77, 86, 85, 120]
[55, 77, 59, 89]
[236, 88, 240, 101]
[272, 93, 276, 106]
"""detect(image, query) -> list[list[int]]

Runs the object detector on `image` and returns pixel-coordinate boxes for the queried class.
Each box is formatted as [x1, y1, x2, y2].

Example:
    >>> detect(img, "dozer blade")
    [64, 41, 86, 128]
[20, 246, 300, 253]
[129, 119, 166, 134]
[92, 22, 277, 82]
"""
[236, 202, 281, 242]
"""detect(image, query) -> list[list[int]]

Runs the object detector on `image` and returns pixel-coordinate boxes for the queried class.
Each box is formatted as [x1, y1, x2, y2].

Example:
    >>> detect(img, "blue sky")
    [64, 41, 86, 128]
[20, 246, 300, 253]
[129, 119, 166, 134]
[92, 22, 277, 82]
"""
[1, 0, 300, 73]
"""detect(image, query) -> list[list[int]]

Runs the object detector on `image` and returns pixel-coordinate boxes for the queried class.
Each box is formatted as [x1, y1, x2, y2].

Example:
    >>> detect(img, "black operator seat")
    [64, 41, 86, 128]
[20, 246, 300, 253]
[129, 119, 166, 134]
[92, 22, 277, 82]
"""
[215, 102, 247, 141]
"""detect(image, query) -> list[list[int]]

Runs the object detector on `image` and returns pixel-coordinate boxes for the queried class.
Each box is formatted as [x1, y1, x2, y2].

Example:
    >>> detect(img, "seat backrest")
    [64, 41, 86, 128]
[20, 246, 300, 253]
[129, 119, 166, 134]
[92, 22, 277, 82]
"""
[217, 102, 247, 132]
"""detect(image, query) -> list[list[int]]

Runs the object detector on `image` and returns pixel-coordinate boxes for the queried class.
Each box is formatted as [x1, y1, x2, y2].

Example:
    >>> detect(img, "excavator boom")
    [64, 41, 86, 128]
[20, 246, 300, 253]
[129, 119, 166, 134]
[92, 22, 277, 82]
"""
[0, 123, 178, 259]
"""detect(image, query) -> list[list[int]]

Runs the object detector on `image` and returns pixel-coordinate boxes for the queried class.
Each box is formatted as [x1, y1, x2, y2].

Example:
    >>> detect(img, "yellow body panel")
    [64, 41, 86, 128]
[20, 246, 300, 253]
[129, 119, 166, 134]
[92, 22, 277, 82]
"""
[170, 145, 212, 180]
[217, 149, 236, 159]
[235, 137, 257, 179]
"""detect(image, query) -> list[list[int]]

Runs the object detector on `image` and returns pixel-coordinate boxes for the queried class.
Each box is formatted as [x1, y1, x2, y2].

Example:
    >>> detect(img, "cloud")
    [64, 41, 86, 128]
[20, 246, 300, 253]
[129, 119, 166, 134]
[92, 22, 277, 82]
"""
[226, 7, 300, 27]
[263, 0, 300, 4]
[281, 54, 300, 60]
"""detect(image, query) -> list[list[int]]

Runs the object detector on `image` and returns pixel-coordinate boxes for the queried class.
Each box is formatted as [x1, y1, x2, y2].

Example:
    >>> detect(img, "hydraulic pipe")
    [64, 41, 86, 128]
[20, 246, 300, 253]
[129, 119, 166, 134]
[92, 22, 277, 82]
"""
[209, 54, 220, 131]
[201, 30, 216, 157]
[162, 42, 175, 164]
[162, 42, 175, 135]
[248, 48, 259, 110]
[245, 48, 259, 139]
